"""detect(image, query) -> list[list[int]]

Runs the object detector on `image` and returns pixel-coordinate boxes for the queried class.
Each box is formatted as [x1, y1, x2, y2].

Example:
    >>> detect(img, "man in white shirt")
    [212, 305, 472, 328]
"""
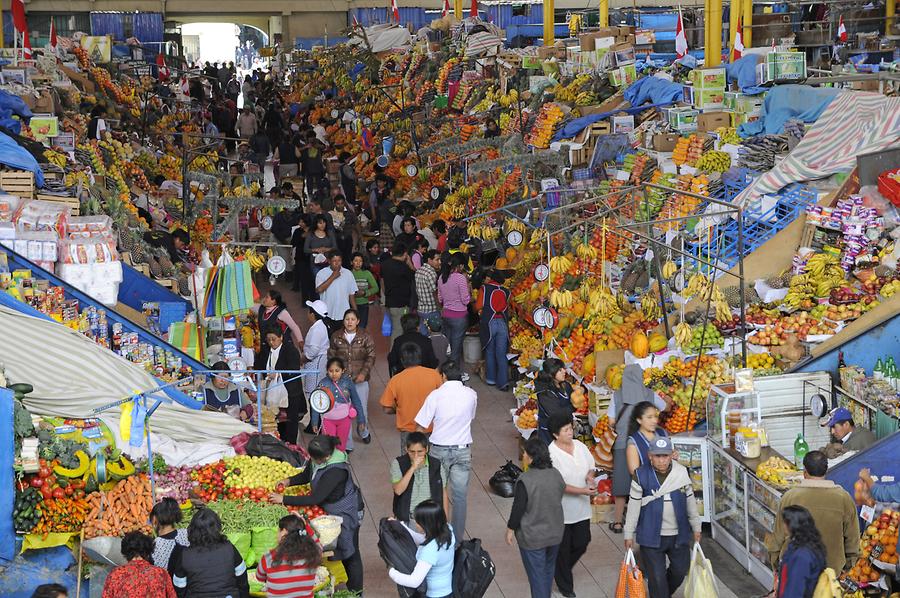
[314, 251, 358, 324]
[415, 360, 477, 540]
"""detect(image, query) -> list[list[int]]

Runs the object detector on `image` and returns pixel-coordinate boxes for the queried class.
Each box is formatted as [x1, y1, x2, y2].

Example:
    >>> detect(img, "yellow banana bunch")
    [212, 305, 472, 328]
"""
[504, 218, 526, 235]
[685, 273, 712, 298]
[661, 260, 677, 279]
[714, 299, 732, 322]
[589, 287, 618, 317]
[45, 150, 68, 169]
[549, 255, 573, 274]
[243, 249, 266, 272]
[617, 292, 634, 314]
[528, 228, 546, 247]
[549, 289, 575, 309]
[674, 322, 693, 348]
[576, 243, 598, 260]
[640, 294, 661, 320]
[579, 279, 593, 301]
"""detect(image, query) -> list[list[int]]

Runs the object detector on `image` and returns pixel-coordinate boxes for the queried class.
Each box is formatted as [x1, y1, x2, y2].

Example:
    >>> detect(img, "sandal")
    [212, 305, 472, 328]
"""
[608, 521, 624, 534]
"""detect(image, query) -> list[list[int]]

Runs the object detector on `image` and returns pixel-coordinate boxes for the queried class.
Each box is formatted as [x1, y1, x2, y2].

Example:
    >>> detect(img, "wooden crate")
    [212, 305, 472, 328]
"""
[0, 170, 34, 199]
[35, 194, 80, 216]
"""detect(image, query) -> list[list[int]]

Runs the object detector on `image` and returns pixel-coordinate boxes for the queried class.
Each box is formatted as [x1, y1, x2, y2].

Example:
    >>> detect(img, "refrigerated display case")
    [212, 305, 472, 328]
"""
[672, 432, 711, 523]
[709, 440, 785, 589]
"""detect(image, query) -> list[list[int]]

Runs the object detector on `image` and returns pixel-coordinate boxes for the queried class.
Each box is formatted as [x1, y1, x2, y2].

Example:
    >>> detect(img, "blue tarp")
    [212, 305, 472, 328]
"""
[738, 84, 841, 137]
[725, 54, 765, 93]
[0, 388, 12, 564]
[623, 75, 684, 106]
[0, 131, 43, 187]
[553, 100, 676, 141]
[0, 89, 32, 135]
[0, 543, 81, 597]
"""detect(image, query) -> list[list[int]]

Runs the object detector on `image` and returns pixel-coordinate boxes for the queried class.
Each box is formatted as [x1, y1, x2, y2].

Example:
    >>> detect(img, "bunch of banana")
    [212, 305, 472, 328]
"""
[504, 218, 527, 235]
[549, 289, 576, 309]
[498, 89, 519, 108]
[45, 150, 68, 169]
[588, 286, 618, 317]
[710, 285, 725, 303]
[661, 260, 678, 279]
[243, 248, 266, 272]
[574, 91, 597, 106]
[784, 273, 816, 308]
[640, 294, 661, 320]
[528, 228, 546, 247]
[549, 255, 574, 274]
[685, 273, 712, 298]
[575, 242, 598, 260]
[674, 322, 693, 348]
[803, 254, 846, 296]
[617, 291, 634, 314]
[467, 220, 499, 240]
[579, 279, 593, 301]
[714, 299, 732, 322]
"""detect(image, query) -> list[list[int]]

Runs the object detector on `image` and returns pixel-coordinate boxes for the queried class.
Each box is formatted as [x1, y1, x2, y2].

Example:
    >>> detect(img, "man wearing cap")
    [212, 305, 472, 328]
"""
[623, 435, 701, 598]
[822, 407, 876, 452]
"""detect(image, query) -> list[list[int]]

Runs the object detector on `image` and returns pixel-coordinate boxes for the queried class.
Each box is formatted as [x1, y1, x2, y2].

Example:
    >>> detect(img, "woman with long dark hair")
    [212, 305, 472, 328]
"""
[776, 505, 826, 598]
[304, 214, 337, 276]
[349, 252, 379, 328]
[256, 515, 322, 598]
[625, 400, 668, 475]
[270, 435, 363, 594]
[256, 289, 303, 351]
[389, 500, 456, 597]
[150, 497, 189, 574]
[535, 358, 573, 445]
[506, 438, 566, 598]
[253, 325, 306, 445]
[437, 252, 471, 366]
[171, 509, 250, 597]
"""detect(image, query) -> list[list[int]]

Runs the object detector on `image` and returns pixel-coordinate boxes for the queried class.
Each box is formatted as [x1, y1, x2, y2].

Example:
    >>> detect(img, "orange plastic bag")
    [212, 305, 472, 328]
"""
[616, 549, 647, 598]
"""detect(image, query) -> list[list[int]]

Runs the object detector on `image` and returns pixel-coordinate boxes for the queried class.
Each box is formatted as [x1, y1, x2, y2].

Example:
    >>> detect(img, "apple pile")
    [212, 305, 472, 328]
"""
[796, 319, 838, 341]
[748, 325, 787, 346]
[831, 286, 861, 304]
[824, 303, 863, 321]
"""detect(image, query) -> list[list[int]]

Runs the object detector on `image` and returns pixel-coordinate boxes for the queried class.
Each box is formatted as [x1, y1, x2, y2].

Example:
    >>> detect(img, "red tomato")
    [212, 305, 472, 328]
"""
[41, 487, 53, 500]
[38, 467, 51, 479]
[31, 478, 44, 488]
[52, 488, 65, 499]
[64, 486, 74, 497]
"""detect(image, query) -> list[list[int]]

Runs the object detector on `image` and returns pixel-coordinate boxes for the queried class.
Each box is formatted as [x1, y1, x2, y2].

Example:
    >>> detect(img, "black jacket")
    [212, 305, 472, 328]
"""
[253, 342, 304, 399]
[381, 258, 415, 308]
[392, 454, 444, 522]
[388, 332, 438, 376]
[536, 379, 573, 444]
[171, 541, 249, 598]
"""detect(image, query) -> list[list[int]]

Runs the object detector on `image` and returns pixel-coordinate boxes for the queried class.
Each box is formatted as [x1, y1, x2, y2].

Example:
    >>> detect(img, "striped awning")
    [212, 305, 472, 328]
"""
[0, 305, 251, 444]
[738, 91, 900, 206]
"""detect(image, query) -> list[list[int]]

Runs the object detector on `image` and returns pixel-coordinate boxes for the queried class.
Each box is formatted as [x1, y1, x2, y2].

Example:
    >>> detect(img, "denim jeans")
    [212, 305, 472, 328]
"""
[428, 444, 471, 538]
[356, 303, 370, 329]
[418, 311, 440, 336]
[519, 544, 559, 598]
[484, 318, 509, 388]
[442, 316, 468, 365]
[639, 534, 691, 598]
[345, 381, 369, 451]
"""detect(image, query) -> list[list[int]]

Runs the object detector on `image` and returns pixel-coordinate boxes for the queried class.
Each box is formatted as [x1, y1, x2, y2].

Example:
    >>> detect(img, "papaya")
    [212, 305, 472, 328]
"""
[107, 455, 135, 481]
[53, 450, 90, 478]
[631, 331, 649, 358]
[648, 333, 668, 353]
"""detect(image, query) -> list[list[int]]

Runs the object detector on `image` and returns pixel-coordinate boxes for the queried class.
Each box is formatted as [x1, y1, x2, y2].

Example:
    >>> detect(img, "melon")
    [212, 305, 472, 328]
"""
[648, 333, 667, 353]
[631, 331, 649, 358]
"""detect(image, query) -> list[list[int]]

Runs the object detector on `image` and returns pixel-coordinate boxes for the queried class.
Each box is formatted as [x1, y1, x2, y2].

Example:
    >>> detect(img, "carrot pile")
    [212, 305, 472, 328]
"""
[83, 474, 154, 539]
[31, 496, 89, 535]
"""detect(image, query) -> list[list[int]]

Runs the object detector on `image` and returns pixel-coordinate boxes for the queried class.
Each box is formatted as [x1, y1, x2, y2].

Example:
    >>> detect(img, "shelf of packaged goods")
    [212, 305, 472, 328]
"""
[748, 499, 775, 534]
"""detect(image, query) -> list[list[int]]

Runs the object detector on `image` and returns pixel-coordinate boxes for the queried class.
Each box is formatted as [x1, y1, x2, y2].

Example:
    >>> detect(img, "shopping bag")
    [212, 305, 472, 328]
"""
[684, 543, 719, 598]
[381, 311, 392, 337]
[615, 549, 646, 598]
[262, 374, 290, 409]
[811, 568, 841, 598]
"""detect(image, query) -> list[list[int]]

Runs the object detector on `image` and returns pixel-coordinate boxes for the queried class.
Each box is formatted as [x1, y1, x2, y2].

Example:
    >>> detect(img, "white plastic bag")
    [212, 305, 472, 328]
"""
[684, 543, 719, 598]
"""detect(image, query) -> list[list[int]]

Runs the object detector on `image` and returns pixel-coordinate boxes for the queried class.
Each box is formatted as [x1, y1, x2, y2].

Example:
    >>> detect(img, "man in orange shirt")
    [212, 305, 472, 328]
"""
[380, 343, 443, 455]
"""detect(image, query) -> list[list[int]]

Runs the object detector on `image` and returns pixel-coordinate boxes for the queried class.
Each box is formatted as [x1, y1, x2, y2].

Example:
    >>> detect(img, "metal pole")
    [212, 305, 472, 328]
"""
[736, 209, 748, 366]
[256, 372, 263, 433]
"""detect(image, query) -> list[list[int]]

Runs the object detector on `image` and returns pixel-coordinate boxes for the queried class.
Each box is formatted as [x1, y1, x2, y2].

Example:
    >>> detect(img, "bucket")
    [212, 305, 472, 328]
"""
[463, 334, 481, 364]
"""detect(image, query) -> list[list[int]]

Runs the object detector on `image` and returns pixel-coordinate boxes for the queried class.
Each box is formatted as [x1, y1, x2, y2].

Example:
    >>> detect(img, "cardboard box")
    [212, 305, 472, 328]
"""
[690, 67, 727, 90]
[634, 29, 656, 45]
[760, 51, 806, 82]
[537, 45, 566, 60]
[652, 133, 681, 152]
[697, 111, 731, 132]
[522, 55, 542, 69]
[611, 44, 636, 66]
[668, 107, 700, 132]
[578, 90, 627, 115]
[609, 63, 637, 87]
[683, 86, 725, 109]
[33, 90, 56, 114]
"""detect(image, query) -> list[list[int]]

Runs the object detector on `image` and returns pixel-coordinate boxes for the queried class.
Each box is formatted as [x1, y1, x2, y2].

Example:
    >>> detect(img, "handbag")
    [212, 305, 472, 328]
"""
[615, 549, 646, 598]
[684, 543, 719, 598]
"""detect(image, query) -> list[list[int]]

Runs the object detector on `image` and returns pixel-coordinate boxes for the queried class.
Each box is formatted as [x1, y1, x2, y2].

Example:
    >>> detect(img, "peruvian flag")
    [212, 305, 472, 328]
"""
[156, 53, 170, 80]
[733, 17, 745, 60]
[837, 15, 847, 42]
[470, 0, 478, 18]
[442, 0, 451, 17]
[49, 19, 58, 54]
[11, 0, 32, 58]
[391, 0, 400, 22]
[674, 6, 688, 59]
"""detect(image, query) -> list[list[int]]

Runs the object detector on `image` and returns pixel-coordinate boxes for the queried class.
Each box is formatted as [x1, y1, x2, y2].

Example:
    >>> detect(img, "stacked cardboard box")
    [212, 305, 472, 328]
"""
[683, 67, 726, 109]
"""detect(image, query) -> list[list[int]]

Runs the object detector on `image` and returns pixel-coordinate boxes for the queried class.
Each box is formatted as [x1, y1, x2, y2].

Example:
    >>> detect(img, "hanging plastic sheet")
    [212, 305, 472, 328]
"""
[90, 12, 125, 40]
[132, 13, 164, 45]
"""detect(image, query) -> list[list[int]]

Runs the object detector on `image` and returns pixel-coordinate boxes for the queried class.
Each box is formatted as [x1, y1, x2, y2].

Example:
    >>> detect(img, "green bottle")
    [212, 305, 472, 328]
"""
[794, 433, 809, 469]
[875, 358, 884, 380]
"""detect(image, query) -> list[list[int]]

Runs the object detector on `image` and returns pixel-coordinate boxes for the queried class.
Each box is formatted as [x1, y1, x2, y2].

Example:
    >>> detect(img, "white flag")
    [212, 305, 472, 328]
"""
[675, 6, 688, 59]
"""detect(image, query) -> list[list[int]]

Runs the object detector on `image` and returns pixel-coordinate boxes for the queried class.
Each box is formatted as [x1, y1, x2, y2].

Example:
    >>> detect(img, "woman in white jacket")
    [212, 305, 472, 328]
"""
[302, 300, 332, 431]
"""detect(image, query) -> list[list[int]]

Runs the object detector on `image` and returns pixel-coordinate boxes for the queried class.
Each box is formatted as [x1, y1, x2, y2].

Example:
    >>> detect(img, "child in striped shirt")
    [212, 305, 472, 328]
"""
[257, 515, 323, 598]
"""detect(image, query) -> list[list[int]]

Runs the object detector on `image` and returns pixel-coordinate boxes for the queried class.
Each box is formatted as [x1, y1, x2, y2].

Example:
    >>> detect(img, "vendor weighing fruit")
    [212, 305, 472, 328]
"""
[269, 435, 363, 595]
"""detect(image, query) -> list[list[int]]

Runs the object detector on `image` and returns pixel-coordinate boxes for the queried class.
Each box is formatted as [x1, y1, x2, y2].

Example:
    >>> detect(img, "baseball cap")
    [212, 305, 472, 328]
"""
[823, 407, 852, 428]
[305, 300, 329, 318]
[648, 435, 674, 455]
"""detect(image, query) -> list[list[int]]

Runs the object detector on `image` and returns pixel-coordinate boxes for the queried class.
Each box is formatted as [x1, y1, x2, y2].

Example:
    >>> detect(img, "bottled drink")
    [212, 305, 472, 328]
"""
[874, 358, 884, 380]
[794, 433, 809, 470]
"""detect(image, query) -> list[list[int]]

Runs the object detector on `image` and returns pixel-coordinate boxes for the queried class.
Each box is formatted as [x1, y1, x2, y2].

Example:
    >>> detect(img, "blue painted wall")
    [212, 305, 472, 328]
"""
[796, 313, 900, 382]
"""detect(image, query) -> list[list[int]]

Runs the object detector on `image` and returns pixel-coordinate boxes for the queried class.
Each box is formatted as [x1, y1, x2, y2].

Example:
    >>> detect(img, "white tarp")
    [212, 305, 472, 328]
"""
[0, 305, 252, 446]
[349, 24, 412, 53]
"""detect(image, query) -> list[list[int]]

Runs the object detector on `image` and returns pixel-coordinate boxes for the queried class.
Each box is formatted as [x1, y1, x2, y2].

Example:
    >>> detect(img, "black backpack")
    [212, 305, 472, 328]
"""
[452, 538, 495, 598]
[377, 517, 427, 598]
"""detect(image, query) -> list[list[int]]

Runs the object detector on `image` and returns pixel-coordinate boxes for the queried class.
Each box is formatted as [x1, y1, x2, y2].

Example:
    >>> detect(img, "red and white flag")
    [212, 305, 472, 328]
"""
[11, 0, 32, 58]
[837, 15, 847, 42]
[674, 6, 688, 59]
[442, 0, 451, 17]
[470, 0, 478, 18]
[49, 19, 58, 53]
[391, 0, 400, 22]
[733, 17, 744, 60]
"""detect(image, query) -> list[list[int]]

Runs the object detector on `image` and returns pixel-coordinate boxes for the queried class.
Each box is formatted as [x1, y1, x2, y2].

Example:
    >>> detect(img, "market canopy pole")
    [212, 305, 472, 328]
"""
[454, 0, 463, 20]
[599, 0, 609, 27]
[729, 0, 741, 60]
[742, 0, 752, 48]
[544, 0, 555, 46]
[887, 0, 896, 34]
[708, 0, 723, 65]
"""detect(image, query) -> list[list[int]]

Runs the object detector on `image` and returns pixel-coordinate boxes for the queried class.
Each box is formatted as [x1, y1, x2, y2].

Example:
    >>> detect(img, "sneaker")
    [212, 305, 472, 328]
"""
[361, 434, 372, 444]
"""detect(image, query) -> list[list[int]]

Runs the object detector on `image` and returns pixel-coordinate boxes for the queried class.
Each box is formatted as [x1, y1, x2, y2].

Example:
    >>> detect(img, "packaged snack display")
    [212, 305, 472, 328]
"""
[14, 199, 70, 237]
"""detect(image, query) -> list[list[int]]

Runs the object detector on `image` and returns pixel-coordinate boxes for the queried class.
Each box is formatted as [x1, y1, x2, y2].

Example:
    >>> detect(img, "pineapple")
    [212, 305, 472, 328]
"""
[148, 257, 162, 278]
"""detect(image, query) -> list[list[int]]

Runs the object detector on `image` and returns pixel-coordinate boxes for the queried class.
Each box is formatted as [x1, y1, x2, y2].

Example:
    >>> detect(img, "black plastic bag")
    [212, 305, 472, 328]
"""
[245, 434, 308, 468]
[488, 460, 522, 498]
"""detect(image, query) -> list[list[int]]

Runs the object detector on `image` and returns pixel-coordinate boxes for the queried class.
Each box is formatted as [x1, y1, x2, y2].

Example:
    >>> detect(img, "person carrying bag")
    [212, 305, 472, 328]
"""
[615, 548, 646, 598]
[684, 543, 719, 598]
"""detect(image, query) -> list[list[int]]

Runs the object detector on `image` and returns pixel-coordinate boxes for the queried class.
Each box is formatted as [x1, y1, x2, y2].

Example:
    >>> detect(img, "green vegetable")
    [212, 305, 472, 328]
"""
[204, 500, 290, 534]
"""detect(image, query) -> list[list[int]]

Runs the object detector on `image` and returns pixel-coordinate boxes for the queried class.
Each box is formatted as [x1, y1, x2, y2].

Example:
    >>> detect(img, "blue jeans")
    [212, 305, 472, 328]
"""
[418, 311, 440, 336]
[519, 544, 559, 598]
[442, 316, 467, 365]
[428, 444, 471, 539]
[484, 318, 509, 388]
[639, 534, 691, 598]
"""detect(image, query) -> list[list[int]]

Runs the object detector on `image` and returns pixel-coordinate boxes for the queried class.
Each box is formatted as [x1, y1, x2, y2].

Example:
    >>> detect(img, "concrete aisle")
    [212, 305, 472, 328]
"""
[275, 282, 751, 598]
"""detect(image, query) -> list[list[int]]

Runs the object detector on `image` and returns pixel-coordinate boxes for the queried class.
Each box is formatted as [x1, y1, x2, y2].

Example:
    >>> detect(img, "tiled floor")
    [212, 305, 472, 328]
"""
[276, 281, 742, 598]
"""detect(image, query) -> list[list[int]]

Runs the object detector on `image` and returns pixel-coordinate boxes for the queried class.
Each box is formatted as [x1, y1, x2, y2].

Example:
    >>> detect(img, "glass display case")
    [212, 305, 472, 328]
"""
[707, 384, 762, 447]
[711, 443, 746, 554]
[672, 433, 711, 523]
[747, 474, 781, 585]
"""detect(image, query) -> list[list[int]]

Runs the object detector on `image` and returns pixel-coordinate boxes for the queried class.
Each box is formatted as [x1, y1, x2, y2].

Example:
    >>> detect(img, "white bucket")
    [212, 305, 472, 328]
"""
[463, 334, 482, 364]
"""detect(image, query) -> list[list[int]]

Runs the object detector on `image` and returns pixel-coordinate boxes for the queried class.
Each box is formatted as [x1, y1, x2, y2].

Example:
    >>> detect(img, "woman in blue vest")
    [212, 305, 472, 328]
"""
[477, 269, 511, 391]
[623, 436, 701, 598]
[270, 435, 363, 594]
[202, 361, 251, 420]
[775, 505, 826, 598]
[625, 401, 668, 475]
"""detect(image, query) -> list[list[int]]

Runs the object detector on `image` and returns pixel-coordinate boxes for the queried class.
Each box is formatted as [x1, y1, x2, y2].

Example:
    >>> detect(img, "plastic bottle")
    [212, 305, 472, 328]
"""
[794, 433, 809, 469]
[874, 358, 884, 380]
